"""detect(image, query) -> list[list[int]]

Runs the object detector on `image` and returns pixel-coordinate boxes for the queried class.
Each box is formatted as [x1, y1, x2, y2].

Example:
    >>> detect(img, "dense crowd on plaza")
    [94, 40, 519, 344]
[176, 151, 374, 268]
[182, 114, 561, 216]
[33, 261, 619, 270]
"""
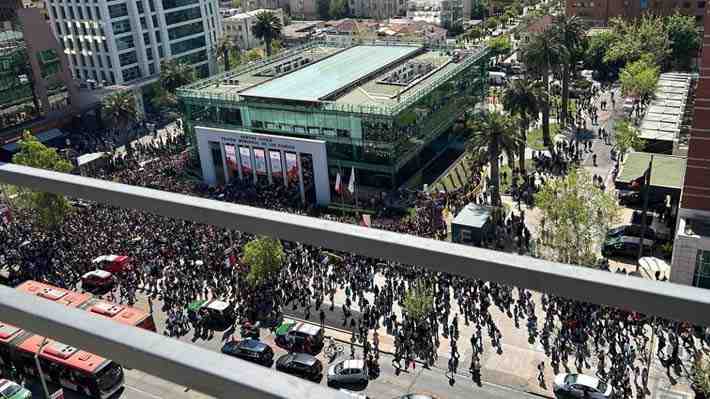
[0, 121, 706, 399]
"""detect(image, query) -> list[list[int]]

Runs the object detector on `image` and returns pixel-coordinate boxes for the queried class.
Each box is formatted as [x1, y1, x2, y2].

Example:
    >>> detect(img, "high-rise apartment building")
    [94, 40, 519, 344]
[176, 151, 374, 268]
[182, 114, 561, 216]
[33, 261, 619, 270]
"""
[45, 0, 222, 86]
[566, 0, 706, 26]
[670, 4, 710, 289]
[348, 0, 407, 19]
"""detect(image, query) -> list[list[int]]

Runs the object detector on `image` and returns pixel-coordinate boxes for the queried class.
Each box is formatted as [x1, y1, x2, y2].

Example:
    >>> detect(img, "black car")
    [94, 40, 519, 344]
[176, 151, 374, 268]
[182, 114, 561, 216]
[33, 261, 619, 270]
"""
[221, 339, 274, 366]
[275, 353, 323, 381]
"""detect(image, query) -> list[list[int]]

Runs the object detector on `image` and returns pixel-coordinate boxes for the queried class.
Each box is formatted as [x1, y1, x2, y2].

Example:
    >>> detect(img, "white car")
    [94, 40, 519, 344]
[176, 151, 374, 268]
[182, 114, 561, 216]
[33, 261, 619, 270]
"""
[553, 373, 613, 399]
[327, 359, 368, 386]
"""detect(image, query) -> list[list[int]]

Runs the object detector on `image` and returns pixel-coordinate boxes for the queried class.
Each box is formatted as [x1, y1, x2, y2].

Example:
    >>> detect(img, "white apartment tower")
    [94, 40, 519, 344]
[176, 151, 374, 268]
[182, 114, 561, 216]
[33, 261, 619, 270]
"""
[45, 0, 222, 86]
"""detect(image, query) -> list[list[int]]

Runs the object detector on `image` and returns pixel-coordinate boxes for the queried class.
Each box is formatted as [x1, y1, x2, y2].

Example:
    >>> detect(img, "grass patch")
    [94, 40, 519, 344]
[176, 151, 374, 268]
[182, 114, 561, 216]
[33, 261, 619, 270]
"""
[527, 123, 559, 151]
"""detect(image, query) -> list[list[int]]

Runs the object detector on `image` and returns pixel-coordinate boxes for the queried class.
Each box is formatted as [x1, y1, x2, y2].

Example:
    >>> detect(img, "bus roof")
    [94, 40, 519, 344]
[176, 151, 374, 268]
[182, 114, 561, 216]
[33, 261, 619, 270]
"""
[16, 335, 108, 373]
[16, 281, 92, 308]
[84, 299, 148, 326]
[0, 322, 24, 344]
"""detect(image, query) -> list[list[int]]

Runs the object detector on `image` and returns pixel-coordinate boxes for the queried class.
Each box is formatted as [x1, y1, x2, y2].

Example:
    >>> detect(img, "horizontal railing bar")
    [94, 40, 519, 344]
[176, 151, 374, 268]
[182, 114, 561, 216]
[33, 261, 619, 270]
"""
[1, 162, 710, 326]
[0, 286, 347, 399]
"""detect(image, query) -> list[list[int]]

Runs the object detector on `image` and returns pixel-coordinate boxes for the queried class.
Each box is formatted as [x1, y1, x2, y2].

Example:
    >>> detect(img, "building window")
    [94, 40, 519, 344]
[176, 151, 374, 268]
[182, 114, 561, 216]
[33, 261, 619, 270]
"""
[164, 6, 202, 25]
[108, 3, 128, 18]
[137, 1, 144, 14]
[140, 17, 147, 30]
[115, 35, 135, 51]
[106, 55, 112, 68]
[144, 32, 151, 45]
[161, 0, 199, 10]
[158, 45, 164, 57]
[112, 20, 132, 35]
[149, 62, 156, 75]
[176, 49, 207, 64]
[147, 48, 154, 60]
[121, 65, 142, 82]
[149, 0, 155, 12]
[699, 1, 706, 8]
[694, 250, 710, 289]
[167, 21, 204, 40]
[119, 51, 138, 66]
[170, 36, 206, 55]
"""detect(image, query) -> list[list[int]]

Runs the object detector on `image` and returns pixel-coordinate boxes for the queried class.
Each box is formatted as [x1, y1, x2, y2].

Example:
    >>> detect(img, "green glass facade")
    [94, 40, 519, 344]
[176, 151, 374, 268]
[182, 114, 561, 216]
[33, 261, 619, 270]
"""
[178, 43, 489, 189]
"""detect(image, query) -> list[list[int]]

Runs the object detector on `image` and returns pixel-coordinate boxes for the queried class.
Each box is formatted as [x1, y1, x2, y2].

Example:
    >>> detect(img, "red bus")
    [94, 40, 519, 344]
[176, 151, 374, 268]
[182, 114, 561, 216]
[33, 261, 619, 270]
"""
[0, 322, 124, 399]
[15, 281, 156, 332]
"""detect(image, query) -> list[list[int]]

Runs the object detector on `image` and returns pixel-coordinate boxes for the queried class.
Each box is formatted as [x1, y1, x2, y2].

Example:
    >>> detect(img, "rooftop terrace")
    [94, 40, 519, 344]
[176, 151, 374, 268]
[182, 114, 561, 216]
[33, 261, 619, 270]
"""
[178, 41, 488, 116]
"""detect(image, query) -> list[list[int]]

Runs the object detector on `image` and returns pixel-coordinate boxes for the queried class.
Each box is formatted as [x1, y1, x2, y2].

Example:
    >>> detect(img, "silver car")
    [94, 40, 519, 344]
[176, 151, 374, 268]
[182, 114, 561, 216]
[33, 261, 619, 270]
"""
[327, 359, 368, 386]
[553, 373, 613, 399]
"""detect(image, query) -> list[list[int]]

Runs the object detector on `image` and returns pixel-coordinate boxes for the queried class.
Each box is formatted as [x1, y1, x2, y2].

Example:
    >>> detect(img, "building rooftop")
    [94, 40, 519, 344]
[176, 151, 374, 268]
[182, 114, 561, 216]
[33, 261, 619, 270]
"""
[240, 45, 421, 102]
[178, 42, 487, 114]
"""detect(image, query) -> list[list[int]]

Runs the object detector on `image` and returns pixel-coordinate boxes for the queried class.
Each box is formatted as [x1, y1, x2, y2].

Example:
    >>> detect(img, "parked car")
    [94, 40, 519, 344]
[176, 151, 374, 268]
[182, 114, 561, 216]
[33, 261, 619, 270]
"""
[327, 359, 368, 387]
[274, 320, 324, 354]
[553, 373, 613, 399]
[275, 353, 323, 381]
[221, 339, 273, 366]
[602, 235, 654, 257]
[606, 225, 656, 241]
[0, 379, 32, 399]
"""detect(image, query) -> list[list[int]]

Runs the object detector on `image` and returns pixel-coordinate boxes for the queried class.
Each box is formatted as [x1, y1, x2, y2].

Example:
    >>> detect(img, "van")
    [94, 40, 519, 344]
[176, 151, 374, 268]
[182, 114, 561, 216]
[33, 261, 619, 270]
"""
[489, 71, 507, 86]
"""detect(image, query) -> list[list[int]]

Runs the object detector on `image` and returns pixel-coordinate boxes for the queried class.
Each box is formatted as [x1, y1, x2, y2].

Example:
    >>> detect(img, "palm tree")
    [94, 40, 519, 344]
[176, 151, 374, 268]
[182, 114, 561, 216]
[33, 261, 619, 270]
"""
[503, 78, 542, 175]
[252, 11, 282, 57]
[520, 28, 562, 153]
[551, 15, 588, 126]
[215, 37, 236, 72]
[466, 111, 520, 207]
[102, 90, 137, 130]
[159, 59, 195, 94]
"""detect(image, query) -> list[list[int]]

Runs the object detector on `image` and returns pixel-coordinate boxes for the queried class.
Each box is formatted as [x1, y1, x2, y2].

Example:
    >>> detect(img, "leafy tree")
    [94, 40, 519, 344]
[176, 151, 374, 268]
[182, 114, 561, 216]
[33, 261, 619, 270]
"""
[252, 11, 282, 57]
[402, 280, 434, 324]
[665, 13, 700, 70]
[614, 120, 645, 161]
[12, 132, 74, 230]
[487, 35, 512, 61]
[465, 111, 520, 206]
[605, 16, 671, 68]
[535, 169, 620, 267]
[215, 36, 236, 72]
[692, 350, 710, 397]
[503, 78, 542, 175]
[243, 236, 285, 286]
[484, 17, 499, 33]
[619, 56, 659, 104]
[520, 28, 562, 151]
[159, 59, 196, 94]
[102, 90, 137, 130]
[551, 15, 587, 126]
[583, 31, 621, 81]
[245, 48, 264, 61]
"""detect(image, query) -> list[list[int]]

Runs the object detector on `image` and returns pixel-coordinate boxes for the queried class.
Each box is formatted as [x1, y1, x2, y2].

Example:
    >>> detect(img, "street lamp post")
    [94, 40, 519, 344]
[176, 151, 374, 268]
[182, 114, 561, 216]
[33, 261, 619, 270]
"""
[34, 336, 51, 399]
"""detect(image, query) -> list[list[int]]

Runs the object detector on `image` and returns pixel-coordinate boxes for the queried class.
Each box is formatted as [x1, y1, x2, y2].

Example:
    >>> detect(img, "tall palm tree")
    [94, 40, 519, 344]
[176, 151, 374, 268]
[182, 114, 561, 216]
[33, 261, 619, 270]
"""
[551, 15, 588, 126]
[503, 78, 542, 175]
[252, 11, 282, 57]
[159, 59, 195, 94]
[215, 37, 236, 72]
[520, 28, 562, 153]
[102, 90, 137, 130]
[466, 111, 520, 207]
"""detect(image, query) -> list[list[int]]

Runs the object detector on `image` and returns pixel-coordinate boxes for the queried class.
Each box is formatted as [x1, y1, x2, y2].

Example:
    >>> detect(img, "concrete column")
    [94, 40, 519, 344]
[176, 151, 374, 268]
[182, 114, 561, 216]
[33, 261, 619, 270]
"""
[266, 149, 273, 185]
[282, 151, 288, 188]
[250, 146, 257, 184]
[297, 153, 305, 204]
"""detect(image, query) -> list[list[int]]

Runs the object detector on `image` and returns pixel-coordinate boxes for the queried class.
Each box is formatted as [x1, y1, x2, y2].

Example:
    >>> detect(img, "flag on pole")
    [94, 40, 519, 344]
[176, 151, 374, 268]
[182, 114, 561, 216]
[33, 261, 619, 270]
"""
[361, 214, 371, 227]
[334, 172, 342, 194]
[348, 167, 356, 194]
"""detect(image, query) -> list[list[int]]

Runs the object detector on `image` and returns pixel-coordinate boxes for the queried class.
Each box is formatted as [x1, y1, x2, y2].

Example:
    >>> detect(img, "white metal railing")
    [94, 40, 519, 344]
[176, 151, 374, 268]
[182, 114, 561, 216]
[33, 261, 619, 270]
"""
[1, 163, 709, 324]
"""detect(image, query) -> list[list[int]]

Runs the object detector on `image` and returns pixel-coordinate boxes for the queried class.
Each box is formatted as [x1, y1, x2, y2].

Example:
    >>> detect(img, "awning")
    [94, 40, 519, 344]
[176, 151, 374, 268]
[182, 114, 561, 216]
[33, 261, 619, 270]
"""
[615, 152, 686, 189]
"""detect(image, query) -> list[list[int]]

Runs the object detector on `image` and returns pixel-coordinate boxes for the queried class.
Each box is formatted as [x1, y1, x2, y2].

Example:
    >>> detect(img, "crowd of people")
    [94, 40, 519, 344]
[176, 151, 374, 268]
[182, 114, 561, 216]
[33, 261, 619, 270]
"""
[0, 120, 707, 399]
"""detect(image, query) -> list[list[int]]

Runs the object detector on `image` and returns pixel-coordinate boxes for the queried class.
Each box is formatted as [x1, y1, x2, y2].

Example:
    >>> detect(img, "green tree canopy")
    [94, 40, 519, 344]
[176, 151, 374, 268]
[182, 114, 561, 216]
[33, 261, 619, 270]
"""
[535, 169, 620, 266]
[12, 132, 74, 230]
[614, 120, 646, 160]
[487, 35, 512, 60]
[583, 31, 621, 81]
[252, 11, 282, 57]
[159, 59, 196, 94]
[102, 90, 137, 129]
[243, 236, 285, 286]
[605, 16, 671, 68]
[665, 13, 701, 70]
[619, 56, 660, 102]
[402, 280, 434, 324]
